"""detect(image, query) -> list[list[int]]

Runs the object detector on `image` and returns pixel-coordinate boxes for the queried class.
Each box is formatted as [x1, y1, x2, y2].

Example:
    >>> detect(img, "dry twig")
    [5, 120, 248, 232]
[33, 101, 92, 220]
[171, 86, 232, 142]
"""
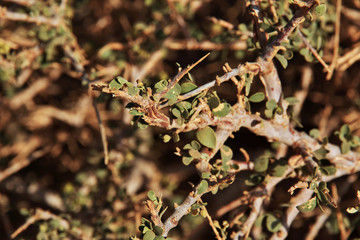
[326, 0, 342, 80]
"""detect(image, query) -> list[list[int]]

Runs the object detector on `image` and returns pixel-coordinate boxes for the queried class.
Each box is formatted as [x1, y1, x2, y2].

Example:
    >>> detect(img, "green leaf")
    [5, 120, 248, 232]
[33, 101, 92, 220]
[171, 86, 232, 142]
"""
[196, 127, 217, 149]
[318, 182, 327, 191]
[208, 94, 220, 109]
[255, 214, 266, 227]
[316, 190, 328, 204]
[128, 86, 139, 96]
[171, 108, 181, 118]
[153, 225, 163, 236]
[211, 185, 219, 195]
[182, 156, 193, 165]
[304, 51, 314, 62]
[265, 109, 274, 118]
[300, 48, 309, 57]
[197, 180, 208, 194]
[284, 97, 299, 106]
[129, 109, 144, 116]
[284, 50, 294, 60]
[220, 145, 233, 162]
[309, 129, 320, 139]
[212, 103, 231, 117]
[164, 83, 181, 100]
[109, 77, 127, 89]
[245, 75, 253, 96]
[201, 172, 211, 179]
[181, 82, 197, 94]
[350, 136, 360, 147]
[172, 132, 180, 142]
[141, 217, 152, 225]
[137, 120, 148, 129]
[313, 147, 329, 160]
[199, 208, 207, 218]
[314, 4, 327, 16]
[245, 174, 264, 186]
[266, 99, 278, 110]
[275, 106, 283, 115]
[162, 134, 171, 143]
[143, 231, 156, 240]
[155, 80, 168, 93]
[275, 54, 288, 68]
[191, 140, 201, 150]
[320, 165, 337, 176]
[270, 159, 287, 177]
[175, 101, 192, 111]
[249, 92, 265, 103]
[154, 236, 166, 240]
[317, 36, 322, 50]
[341, 141, 351, 154]
[147, 190, 157, 201]
[266, 214, 281, 233]
[340, 124, 350, 137]
[183, 143, 193, 150]
[139, 226, 152, 234]
[189, 149, 201, 159]
[254, 155, 269, 172]
[297, 197, 317, 213]
[245, 97, 251, 112]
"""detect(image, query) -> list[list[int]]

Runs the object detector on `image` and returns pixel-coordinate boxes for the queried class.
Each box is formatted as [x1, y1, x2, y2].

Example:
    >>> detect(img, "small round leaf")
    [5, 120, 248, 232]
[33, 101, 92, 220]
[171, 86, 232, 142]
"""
[249, 92, 265, 103]
[191, 140, 201, 150]
[164, 83, 181, 100]
[220, 145, 233, 162]
[143, 230, 156, 240]
[182, 156, 193, 165]
[153, 225, 163, 236]
[197, 180, 208, 194]
[171, 108, 181, 118]
[109, 77, 127, 90]
[309, 129, 320, 139]
[189, 149, 201, 159]
[208, 95, 220, 109]
[196, 127, 217, 149]
[266, 214, 281, 233]
[275, 54, 288, 69]
[314, 4, 327, 16]
[212, 103, 231, 117]
[181, 82, 197, 94]
[270, 159, 287, 177]
[147, 190, 157, 201]
[266, 99, 277, 110]
[254, 156, 269, 172]
[297, 196, 317, 213]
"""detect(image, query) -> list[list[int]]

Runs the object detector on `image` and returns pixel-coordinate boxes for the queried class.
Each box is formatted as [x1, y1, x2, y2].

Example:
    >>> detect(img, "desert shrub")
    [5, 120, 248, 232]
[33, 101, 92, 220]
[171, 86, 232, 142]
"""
[0, 0, 360, 239]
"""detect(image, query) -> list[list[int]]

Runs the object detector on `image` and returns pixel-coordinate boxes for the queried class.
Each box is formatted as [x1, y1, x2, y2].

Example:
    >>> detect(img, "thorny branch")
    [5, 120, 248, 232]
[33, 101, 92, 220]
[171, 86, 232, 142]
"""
[2, 0, 360, 239]
[91, 0, 360, 237]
